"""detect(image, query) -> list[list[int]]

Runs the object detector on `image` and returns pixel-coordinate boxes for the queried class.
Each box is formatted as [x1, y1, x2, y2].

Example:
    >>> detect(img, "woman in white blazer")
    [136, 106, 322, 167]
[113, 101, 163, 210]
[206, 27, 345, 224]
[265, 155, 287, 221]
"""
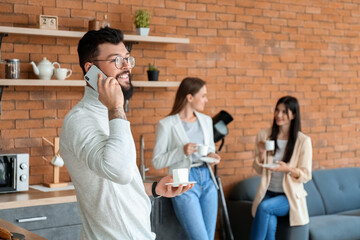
[251, 96, 312, 240]
[152, 77, 220, 240]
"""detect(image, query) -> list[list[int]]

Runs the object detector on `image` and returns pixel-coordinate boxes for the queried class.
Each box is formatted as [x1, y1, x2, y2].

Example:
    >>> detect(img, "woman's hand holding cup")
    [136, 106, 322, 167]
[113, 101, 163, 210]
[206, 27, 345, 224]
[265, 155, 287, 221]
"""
[257, 141, 267, 163]
[259, 140, 276, 164]
[184, 143, 197, 156]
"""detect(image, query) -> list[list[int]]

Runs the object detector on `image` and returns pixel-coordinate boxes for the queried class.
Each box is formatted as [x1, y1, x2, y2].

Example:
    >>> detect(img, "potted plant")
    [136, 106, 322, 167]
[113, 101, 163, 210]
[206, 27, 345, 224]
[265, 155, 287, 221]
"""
[147, 64, 159, 81]
[134, 9, 150, 36]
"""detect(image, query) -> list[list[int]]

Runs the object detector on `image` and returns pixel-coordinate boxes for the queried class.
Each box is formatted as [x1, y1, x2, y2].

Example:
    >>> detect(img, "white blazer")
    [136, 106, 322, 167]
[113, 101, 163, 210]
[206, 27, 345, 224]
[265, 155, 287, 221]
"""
[152, 111, 216, 173]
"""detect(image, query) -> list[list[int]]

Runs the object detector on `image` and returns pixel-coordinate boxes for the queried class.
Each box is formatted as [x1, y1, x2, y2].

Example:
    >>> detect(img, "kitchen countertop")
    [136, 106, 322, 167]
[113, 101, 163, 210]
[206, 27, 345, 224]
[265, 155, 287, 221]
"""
[0, 188, 77, 210]
[0, 219, 47, 240]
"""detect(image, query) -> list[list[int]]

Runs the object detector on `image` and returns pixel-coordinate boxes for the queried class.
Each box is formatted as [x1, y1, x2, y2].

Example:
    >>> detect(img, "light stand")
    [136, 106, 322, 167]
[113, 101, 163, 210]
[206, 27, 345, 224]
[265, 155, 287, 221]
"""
[214, 138, 224, 177]
[212, 111, 234, 240]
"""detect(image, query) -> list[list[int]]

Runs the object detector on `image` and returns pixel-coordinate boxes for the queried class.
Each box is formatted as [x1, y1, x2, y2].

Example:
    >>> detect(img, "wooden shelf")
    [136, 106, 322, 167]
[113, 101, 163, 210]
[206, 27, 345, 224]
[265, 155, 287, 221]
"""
[0, 79, 180, 87]
[0, 26, 190, 44]
[0, 26, 184, 113]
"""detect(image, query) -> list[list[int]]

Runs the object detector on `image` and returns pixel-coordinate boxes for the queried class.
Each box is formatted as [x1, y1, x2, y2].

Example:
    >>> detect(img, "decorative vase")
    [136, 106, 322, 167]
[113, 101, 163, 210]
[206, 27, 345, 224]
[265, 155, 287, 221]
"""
[136, 28, 150, 36]
[147, 70, 159, 81]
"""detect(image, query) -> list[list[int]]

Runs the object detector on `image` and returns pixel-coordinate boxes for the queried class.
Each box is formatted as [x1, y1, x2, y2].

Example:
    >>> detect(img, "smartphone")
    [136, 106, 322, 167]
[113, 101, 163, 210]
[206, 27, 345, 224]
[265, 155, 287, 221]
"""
[84, 65, 107, 92]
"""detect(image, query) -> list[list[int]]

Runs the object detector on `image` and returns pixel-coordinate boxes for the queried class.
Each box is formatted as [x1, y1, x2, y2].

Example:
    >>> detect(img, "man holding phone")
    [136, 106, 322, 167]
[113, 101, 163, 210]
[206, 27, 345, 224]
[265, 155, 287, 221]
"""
[60, 27, 193, 240]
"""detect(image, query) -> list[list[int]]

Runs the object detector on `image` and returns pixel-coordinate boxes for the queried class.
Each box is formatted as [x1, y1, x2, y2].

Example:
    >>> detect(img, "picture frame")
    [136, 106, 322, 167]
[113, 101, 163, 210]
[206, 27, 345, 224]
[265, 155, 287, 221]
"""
[39, 15, 58, 30]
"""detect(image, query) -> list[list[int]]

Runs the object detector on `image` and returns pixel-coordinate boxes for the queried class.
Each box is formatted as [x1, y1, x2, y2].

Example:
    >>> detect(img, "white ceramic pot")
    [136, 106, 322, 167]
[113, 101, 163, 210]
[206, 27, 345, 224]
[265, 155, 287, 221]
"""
[136, 28, 149, 36]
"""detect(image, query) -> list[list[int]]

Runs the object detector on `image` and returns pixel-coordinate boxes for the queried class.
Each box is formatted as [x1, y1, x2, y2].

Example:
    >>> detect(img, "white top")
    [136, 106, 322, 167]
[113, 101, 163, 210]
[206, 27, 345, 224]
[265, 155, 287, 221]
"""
[181, 120, 204, 163]
[268, 139, 287, 193]
[60, 86, 154, 240]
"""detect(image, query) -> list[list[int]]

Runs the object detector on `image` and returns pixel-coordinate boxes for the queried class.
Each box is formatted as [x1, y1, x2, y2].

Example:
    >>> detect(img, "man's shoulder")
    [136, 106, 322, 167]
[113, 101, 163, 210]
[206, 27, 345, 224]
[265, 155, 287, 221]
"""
[62, 102, 97, 133]
[63, 103, 86, 124]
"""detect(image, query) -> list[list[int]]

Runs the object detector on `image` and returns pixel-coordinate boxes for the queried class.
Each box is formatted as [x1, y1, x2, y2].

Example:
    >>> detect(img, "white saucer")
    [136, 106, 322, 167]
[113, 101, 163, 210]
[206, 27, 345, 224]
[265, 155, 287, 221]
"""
[262, 163, 280, 168]
[165, 181, 197, 187]
[200, 157, 220, 163]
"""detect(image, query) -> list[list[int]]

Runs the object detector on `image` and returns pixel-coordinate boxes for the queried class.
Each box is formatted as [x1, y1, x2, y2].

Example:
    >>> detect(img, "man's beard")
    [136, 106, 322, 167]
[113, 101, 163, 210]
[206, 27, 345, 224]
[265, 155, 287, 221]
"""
[117, 72, 134, 100]
[121, 83, 133, 100]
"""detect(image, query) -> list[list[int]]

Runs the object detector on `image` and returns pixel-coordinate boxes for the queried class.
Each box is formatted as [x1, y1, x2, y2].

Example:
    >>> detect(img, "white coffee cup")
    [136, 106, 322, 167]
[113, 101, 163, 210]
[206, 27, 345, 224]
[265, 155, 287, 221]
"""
[54, 68, 72, 80]
[197, 144, 209, 156]
[172, 168, 189, 184]
[51, 154, 64, 167]
[265, 140, 275, 151]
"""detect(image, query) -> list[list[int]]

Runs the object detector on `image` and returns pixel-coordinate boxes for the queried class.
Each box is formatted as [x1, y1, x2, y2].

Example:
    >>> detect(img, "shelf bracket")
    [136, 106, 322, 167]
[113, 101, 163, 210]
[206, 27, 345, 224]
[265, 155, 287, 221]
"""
[125, 41, 139, 53]
[0, 33, 8, 63]
[0, 86, 5, 115]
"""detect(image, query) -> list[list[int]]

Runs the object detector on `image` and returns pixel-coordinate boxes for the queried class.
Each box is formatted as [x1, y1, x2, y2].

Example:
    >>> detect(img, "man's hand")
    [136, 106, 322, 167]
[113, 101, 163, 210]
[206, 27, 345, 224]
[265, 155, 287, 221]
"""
[155, 175, 194, 198]
[97, 73, 126, 120]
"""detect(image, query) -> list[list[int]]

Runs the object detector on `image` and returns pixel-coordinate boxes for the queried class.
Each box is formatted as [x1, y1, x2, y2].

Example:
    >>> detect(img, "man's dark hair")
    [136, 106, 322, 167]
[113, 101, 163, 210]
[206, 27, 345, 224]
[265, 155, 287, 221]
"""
[77, 27, 124, 75]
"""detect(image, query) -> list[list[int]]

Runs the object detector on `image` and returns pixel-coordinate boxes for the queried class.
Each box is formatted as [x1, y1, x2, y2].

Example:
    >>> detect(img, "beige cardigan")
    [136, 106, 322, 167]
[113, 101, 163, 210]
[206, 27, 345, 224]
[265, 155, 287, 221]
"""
[252, 128, 312, 226]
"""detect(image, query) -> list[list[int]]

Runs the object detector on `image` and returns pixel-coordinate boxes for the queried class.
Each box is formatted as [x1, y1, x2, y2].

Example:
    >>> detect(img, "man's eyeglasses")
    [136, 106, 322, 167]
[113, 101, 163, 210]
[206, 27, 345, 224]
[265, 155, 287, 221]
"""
[93, 56, 135, 69]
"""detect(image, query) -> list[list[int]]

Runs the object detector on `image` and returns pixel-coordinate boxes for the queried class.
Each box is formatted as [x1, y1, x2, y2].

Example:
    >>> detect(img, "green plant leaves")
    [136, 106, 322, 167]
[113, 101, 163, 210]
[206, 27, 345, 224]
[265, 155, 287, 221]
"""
[134, 9, 150, 28]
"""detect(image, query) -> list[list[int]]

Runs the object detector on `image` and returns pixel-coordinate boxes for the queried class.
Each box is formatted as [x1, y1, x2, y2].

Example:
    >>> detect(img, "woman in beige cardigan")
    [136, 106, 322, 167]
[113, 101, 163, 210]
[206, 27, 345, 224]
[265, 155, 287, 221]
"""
[251, 96, 312, 240]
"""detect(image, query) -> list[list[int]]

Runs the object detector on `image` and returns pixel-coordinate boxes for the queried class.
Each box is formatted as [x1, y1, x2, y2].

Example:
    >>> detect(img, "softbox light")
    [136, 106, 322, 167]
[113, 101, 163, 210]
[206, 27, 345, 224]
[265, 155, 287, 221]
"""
[212, 110, 233, 152]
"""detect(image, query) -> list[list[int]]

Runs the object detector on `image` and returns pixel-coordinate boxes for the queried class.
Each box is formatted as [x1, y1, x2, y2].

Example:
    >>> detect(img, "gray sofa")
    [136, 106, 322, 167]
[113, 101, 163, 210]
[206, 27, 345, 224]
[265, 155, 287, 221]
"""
[227, 167, 360, 240]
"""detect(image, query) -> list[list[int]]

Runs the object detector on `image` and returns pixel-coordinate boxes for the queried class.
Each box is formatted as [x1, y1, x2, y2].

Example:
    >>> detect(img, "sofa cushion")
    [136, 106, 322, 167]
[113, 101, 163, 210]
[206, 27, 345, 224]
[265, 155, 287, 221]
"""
[337, 209, 360, 217]
[312, 168, 360, 214]
[304, 180, 325, 217]
[228, 176, 260, 201]
[309, 214, 360, 240]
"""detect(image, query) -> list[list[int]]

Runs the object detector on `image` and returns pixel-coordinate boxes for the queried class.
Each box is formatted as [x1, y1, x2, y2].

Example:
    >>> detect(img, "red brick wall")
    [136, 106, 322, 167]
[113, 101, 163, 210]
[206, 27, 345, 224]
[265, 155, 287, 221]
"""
[0, 0, 360, 195]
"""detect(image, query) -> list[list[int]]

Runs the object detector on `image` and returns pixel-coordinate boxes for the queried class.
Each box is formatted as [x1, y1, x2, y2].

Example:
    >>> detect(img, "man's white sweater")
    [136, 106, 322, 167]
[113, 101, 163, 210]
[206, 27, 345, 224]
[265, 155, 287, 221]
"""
[60, 86, 155, 240]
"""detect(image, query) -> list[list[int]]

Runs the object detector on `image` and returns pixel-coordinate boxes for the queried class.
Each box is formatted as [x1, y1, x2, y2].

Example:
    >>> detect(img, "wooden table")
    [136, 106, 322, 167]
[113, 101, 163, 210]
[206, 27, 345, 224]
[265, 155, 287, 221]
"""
[0, 219, 47, 240]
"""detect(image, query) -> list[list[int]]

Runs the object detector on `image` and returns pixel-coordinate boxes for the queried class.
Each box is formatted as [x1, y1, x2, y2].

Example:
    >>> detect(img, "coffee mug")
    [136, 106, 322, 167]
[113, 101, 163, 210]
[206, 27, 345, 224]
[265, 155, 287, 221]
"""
[54, 68, 72, 80]
[51, 154, 64, 167]
[172, 168, 189, 184]
[265, 140, 275, 151]
[197, 144, 209, 156]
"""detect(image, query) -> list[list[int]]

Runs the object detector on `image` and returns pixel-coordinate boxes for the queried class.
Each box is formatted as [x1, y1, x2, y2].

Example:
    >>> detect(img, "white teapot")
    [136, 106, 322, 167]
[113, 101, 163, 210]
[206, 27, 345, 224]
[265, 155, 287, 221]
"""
[30, 57, 60, 80]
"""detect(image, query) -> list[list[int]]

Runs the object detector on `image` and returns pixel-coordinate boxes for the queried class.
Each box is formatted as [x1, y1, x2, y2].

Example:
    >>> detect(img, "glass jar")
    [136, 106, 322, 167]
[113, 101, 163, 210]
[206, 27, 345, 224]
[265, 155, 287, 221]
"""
[5, 59, 20, 79]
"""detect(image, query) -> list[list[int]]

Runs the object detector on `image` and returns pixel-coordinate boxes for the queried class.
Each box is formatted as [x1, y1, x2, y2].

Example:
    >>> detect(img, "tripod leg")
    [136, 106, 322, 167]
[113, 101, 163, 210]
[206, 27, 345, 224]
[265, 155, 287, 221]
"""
[217, 177, 234, 240]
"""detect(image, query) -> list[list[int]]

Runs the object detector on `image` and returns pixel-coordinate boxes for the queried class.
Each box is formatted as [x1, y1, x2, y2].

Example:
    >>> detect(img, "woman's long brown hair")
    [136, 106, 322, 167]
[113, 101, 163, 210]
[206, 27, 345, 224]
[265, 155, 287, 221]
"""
[270, 96, 301, 163]
[168, 77, 206, 116]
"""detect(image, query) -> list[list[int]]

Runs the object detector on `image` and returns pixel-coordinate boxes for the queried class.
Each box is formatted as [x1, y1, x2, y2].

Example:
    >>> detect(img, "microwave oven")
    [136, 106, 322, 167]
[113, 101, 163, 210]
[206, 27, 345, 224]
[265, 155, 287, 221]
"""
[0, 153, 29, 193]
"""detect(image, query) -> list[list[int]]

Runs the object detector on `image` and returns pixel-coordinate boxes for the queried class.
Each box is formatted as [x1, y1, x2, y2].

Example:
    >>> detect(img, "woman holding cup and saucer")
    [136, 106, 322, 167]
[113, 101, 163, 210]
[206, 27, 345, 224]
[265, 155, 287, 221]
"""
[152, 77, 220, 240]
[251, 96, 312, 240]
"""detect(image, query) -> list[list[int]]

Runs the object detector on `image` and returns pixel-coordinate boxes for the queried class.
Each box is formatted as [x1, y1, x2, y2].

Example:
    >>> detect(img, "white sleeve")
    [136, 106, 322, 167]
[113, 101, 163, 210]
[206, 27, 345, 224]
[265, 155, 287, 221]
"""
[64, 114, 136, 185]
[152, 121, 187, 169]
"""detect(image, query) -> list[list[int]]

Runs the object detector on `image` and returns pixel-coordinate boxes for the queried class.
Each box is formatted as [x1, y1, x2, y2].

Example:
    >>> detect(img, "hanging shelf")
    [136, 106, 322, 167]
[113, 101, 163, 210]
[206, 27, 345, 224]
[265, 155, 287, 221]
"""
[0, 26, 190, 43]
[0, 79, 180, 87]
